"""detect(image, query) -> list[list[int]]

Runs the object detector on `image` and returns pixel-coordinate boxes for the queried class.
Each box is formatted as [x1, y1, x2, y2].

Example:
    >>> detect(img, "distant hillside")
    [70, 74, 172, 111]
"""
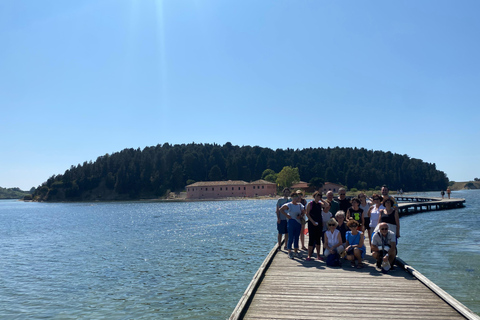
[32, 143, 449, 202]
[0, 187, 31, 199]
[451, 181, 480, 190]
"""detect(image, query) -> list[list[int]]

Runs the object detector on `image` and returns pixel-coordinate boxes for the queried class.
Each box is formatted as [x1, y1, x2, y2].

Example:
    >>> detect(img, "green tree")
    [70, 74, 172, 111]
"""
[208, 165, 223, 181]
[308, 177, 324, 191]
[276, 166, 300, 188]
[261, 169, 276, 179]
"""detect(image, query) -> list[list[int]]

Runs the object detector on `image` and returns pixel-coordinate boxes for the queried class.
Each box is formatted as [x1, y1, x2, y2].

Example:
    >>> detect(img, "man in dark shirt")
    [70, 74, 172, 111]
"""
[337, 188, 351, 213]
[326, 191, 340, 215]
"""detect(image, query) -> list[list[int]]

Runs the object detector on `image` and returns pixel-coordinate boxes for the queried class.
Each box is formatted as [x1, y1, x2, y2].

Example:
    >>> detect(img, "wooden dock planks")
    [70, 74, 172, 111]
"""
[231, 236, 479, 320]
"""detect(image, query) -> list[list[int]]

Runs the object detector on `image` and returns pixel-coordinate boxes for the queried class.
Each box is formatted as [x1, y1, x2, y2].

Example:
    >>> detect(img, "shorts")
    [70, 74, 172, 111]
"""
[277, 220, 288, 234]
[363, 217, 370, 229]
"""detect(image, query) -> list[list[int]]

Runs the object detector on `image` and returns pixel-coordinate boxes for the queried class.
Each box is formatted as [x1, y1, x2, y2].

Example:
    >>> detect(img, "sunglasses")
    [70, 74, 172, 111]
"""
[328, 224, 336, 226]
[350, 225, 358, 228]
[380, 228, 388, 230]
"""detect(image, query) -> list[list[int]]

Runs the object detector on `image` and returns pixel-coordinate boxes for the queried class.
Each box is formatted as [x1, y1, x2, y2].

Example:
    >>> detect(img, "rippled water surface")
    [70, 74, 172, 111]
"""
[0, 200, 277, 319]
[397, 190, 480, 315]
[0, 190, 479, 319]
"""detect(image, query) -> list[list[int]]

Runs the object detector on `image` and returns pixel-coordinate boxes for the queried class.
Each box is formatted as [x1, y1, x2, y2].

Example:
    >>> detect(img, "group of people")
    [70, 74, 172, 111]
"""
[276, 185, 400, 271]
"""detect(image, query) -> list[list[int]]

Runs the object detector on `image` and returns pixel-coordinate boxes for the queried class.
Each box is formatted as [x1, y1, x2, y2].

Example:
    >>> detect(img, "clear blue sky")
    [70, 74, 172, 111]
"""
[1, 0, 479, 191]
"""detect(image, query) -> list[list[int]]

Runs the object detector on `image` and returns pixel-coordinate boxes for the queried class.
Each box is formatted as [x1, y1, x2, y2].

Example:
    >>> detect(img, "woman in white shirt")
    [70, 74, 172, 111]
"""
[323, 218, 344, 257]
[368, 194, 385, 241]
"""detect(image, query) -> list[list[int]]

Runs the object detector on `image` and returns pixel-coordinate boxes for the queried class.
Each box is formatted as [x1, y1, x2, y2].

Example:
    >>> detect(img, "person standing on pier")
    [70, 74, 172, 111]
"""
[368, 194, 384, 240]
[358, 193, 372, 241]
[378, 198, 400, 238]
[326, 191, 340, 215]
[296, 190, 308, 251]
[276, 188, 290, 250]
[371, 222, 397, 271]
[447, 187, 451, 199]
[381, 185, 398, 208]
[306, 191, 323, 261]
[336, 188, 350, 213]
[279, 192, 306, 259]
[335, 211, 348, 249]
[321, 200, 333, 254]
[346, 198, 364, 231]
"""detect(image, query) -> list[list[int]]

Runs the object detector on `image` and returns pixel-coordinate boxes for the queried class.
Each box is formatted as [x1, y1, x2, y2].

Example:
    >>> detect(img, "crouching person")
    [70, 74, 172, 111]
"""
[371, 222, 396, 272]
[324, 218, 345, 266]
[345, 219, 366, 269]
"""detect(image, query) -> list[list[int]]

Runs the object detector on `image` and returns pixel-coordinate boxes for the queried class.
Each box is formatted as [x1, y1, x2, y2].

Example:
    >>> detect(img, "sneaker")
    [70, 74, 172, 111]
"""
[294, 252, 298, 258]
[288, 252, 294, 259]
[351, 261, 356, 268]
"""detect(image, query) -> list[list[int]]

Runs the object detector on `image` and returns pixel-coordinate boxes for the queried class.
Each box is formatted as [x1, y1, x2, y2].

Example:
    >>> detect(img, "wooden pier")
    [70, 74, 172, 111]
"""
[396, 196, 465, 216]
[230, 197, 477, 320]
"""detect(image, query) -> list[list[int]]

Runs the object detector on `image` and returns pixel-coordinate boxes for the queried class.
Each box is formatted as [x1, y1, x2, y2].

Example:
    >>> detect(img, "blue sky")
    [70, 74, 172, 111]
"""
[1, 0, 479, 191]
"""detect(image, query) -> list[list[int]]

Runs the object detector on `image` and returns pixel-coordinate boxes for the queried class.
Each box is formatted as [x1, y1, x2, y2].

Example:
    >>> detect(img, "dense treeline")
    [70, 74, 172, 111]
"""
[33, 142, 449, 201]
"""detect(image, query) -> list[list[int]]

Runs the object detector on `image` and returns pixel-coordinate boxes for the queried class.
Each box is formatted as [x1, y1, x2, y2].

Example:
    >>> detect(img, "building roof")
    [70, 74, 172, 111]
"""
[186, 180, 248, 187]
[324, 182, 344, 187]
[186, 179, 276, 187]
[249, 179, 276, 185]
[291, 181, 308, 188]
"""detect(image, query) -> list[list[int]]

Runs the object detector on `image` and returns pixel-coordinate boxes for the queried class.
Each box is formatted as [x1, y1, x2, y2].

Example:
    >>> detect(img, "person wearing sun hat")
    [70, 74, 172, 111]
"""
[279, 192, 306, 259]
[296, 190, 308, 250]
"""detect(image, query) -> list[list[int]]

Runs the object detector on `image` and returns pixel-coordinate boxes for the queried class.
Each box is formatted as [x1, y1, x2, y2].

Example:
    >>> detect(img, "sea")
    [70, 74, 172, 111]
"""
[0, 190, 478, 319]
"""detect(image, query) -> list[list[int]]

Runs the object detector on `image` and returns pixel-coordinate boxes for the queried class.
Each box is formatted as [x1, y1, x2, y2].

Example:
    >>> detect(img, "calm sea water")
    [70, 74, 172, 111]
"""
[0, 190, 478, 319]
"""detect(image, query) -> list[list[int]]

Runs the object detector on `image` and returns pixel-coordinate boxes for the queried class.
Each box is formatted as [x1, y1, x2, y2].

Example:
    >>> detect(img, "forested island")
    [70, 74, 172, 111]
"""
[32, 143, 449, 201]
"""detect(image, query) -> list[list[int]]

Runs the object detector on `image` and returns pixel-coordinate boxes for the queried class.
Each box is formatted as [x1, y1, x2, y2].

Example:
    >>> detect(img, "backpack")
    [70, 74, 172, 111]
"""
[326, 252, 341, 267]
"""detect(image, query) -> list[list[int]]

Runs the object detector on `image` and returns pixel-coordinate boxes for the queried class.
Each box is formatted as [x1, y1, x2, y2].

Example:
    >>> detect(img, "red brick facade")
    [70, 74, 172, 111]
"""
[186, 180, 276, 199]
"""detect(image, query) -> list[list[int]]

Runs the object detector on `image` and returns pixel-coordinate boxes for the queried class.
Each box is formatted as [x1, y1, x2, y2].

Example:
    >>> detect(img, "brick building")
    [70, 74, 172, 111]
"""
[186, 180, 276, 199]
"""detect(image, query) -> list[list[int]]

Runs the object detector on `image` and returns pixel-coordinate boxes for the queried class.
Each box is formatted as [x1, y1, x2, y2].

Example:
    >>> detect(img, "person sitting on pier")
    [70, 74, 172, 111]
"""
[345, 219, 366, 268]
[371, 222, 397, 271]
[324, 218, 345, 260]
[276, 188, 290, 250]
[306, 191, 323, 261]
[279, 192, 306, 259]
